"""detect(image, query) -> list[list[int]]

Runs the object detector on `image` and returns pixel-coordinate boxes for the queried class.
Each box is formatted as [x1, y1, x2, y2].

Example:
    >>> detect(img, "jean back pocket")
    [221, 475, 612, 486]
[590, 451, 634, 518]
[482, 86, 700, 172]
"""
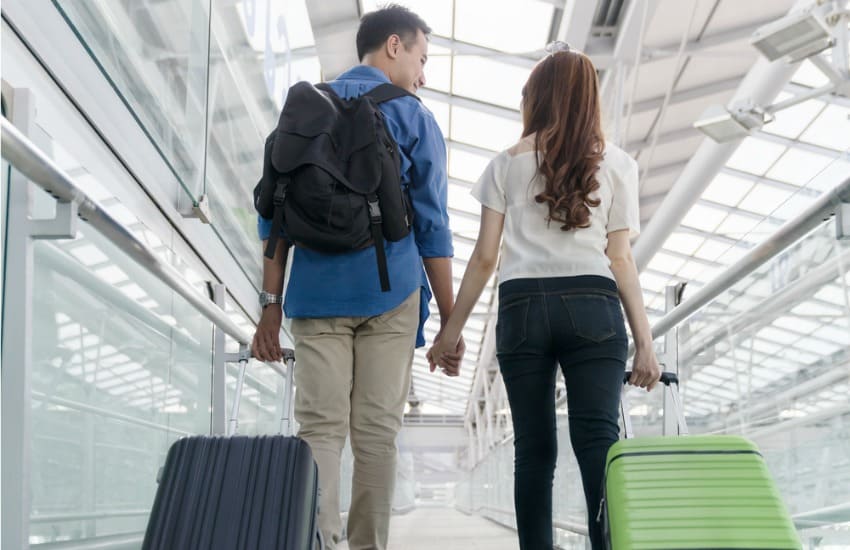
[562, 294, 618, 343]
[496, 296, 530, 354]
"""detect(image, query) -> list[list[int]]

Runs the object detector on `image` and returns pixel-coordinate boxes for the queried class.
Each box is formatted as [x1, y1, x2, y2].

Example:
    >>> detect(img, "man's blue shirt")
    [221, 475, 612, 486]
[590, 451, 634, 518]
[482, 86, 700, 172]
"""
[258, 65, 453, 347]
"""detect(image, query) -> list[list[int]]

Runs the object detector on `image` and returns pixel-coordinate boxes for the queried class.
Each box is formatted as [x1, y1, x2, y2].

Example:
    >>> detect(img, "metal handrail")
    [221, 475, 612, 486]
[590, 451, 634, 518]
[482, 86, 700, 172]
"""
[642, 174, 850, 350]
[0, 117, 284, 378]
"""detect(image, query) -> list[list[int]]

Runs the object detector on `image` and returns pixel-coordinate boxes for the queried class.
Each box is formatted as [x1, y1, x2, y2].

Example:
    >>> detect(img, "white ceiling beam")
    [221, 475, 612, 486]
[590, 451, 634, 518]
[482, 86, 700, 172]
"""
[306, 0, 360, 80]
[627, 75, 740, 115]
[419, 88, 522, 122]
[555, 0, 600, 52]
[631, 0, 812, 271]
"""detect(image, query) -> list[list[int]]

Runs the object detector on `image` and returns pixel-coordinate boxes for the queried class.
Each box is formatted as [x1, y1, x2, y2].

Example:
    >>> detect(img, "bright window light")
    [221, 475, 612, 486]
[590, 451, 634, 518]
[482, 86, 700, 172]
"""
[421, 97, 450, 136]
[681, 204, 728, 233]
[423, 43, 453, 92]
[448, 145, 495, 182]
[766, 148, 835, 186]
[451, 107, 523, 152]
[647, 252, 686, 275]
[662, 232, 704, 256]
[790, 59, 831, 88]
[737, 184, 794, 216]
[716, 213, 761, 239]
[701, 173, 755, 207]
[726, 137, 786, 176]
[452, 55, 528, 109]
[692, 238, 733, 262]
[760, 93, 824, 139]
[799, 104, 850, 151]
[69, 244, 109, 267]
[454, 0, 553, 53]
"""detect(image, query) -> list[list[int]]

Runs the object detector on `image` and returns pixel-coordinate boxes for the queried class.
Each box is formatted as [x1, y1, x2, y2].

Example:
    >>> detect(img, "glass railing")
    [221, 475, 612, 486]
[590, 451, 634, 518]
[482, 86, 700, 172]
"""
[50, 0, 320, 287]
[2, 111, 290, 547]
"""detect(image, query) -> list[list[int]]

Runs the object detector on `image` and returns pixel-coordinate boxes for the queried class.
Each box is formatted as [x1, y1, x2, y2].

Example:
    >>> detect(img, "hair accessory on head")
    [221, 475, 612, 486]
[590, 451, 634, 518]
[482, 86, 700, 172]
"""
[543, 40, 571, 56]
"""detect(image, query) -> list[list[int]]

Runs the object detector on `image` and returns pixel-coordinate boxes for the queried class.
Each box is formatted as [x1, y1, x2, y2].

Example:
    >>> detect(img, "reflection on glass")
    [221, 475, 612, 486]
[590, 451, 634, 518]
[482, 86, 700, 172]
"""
[52, 0, 213, 200]
[30, 227, 213, 544]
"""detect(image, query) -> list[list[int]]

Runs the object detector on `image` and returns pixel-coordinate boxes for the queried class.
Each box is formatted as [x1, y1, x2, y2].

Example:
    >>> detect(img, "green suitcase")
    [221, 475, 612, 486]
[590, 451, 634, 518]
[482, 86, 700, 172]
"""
[602, 373, 800, 549]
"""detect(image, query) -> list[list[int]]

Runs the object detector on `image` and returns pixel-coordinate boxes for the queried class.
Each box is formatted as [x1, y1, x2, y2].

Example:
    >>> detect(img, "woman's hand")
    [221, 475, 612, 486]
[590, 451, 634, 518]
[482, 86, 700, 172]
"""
[426, 330, 465, 377]
[628, 346, 661, 391]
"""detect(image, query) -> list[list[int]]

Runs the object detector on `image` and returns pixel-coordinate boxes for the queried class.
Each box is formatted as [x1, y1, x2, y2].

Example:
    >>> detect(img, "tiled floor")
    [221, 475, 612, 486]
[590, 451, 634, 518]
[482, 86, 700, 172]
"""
[336, 506, 519, 549]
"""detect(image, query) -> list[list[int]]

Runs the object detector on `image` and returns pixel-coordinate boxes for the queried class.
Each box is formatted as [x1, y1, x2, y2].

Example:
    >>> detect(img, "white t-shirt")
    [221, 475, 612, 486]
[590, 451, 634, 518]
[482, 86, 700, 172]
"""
[471, 136, 640, 283]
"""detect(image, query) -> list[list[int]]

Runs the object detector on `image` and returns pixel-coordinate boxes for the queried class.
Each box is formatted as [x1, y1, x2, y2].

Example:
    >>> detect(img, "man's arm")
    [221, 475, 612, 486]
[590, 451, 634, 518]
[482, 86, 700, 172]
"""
[252, 238, 289, 362]
[422, 257, 454, 325]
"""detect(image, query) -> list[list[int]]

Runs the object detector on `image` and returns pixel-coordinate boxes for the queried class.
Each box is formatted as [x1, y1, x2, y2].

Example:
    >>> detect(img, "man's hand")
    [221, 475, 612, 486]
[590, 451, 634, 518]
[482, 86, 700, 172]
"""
[252, 307, 283, 362]
[426, 330, 466, 377]
[628, 347, 661, 392]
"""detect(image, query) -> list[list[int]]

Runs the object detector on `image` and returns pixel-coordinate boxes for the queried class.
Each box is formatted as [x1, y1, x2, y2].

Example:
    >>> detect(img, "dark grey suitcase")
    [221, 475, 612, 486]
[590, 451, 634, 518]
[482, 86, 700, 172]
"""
[142, 351, 321, 550]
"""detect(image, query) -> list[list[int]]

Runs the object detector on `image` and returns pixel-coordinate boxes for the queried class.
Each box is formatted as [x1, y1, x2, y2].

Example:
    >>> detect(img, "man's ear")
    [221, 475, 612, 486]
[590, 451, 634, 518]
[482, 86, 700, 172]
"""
[386, 34, 401, 59]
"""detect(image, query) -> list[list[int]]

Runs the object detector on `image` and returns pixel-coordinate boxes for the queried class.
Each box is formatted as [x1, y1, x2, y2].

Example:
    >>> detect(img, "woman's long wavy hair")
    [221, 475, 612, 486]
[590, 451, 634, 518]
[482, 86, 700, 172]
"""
[522, 50, 605, 231]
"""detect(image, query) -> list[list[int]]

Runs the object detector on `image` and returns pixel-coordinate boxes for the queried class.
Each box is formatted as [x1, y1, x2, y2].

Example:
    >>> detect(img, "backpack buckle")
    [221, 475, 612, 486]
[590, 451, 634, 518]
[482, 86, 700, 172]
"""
[367, 199, 382, 223]
[273, 184, 286, 207]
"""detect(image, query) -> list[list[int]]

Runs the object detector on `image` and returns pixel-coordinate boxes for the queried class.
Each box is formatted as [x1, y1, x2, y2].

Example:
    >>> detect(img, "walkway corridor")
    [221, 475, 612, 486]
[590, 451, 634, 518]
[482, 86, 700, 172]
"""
[338, 506, 519, 549]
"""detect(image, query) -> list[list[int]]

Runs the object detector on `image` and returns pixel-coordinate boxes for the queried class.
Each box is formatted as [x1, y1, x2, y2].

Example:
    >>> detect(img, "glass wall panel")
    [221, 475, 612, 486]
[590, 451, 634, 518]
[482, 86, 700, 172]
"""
[52, 0, 212, 200]
[29, 224, 213, 544]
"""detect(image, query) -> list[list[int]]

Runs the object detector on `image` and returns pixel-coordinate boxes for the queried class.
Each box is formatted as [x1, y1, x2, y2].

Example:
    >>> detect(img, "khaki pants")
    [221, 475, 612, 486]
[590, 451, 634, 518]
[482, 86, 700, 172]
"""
[291, 290, 419, 550]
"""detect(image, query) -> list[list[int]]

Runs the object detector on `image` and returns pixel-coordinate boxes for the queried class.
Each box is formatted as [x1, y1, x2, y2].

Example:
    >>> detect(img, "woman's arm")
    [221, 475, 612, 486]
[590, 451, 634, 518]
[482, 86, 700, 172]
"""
[428, 206, 505, 375]
[606, 230, 661, 391]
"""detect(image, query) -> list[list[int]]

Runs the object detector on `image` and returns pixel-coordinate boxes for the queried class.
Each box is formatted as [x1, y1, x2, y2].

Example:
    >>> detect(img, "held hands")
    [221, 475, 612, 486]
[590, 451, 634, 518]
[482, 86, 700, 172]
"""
[252, 307, 284, 362]
[628, 346, 662, 392]
[426, 329, 466, 377]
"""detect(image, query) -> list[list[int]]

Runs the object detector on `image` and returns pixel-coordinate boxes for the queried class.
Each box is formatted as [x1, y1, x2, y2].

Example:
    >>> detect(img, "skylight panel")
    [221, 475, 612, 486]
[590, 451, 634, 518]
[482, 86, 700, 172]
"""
[692, 238, 733, 262]
[716, 212, 762, 239]
[647, 251, 687, 275]
[726, 137, 786, 176]
[453, 0, 553, 53]
[662, 232, 704, 256]
[452, 56, 528, 109]
[771, 192, 816, 220]
[701, 173, 755, 207]
[361, 0, 454, 36]
[451, 107, 523, 152]
[423, 43, 452, 92]
[639, 272, 672, 295]
[799, 104, 850, 151]
[448, 145, 495, 182]
[761, 94, 825, 139]
[765, 148, 835, 186]
[422, 97, 451, 136]
[681, 203, 728, 233]
[790, 59, 831, 88]
[737, 184, 794, 216]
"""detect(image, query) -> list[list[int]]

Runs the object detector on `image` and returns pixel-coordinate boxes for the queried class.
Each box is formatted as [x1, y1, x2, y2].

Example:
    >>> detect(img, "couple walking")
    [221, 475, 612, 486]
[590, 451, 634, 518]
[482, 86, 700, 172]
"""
[252, 5, 660, 550]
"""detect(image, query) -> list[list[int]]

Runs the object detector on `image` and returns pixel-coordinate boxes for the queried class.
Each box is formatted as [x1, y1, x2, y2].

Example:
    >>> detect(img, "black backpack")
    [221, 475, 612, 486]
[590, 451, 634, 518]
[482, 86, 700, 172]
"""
[254, 80, 419, 292]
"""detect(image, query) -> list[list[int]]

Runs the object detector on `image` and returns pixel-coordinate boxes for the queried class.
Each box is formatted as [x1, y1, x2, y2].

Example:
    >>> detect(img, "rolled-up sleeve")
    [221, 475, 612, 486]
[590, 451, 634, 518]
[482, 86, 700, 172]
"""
[258, 215, 272, 240]
[408, 110, 453, 258]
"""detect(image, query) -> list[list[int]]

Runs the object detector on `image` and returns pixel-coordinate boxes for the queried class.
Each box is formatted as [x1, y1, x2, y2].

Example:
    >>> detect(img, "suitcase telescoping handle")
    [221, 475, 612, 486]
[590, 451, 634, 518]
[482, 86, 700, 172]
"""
[620, 371, 689, 439]
[227, 348, 296, 437]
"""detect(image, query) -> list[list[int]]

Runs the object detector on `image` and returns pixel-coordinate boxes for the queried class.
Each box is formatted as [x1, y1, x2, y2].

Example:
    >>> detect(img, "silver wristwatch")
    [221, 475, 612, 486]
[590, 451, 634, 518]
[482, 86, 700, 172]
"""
[259, 291, 283, 309]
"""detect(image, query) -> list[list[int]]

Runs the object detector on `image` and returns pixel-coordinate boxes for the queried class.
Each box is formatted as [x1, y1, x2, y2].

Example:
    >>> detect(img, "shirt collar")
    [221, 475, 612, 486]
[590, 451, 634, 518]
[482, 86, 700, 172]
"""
[335, 65, 392, 83]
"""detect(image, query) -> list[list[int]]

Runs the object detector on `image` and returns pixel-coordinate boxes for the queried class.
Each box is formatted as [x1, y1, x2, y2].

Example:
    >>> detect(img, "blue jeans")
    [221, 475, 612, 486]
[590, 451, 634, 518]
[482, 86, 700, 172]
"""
[496, 276, 627, 550]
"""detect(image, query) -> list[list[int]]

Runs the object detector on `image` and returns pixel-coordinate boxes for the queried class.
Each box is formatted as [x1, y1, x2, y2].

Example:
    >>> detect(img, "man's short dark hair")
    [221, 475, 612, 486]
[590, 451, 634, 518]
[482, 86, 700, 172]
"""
[356, 4, 432, 61]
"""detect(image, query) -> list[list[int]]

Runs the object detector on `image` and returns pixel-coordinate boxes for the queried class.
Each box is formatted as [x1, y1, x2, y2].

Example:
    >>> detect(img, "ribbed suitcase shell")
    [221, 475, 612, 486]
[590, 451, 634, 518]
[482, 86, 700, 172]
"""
[603, 434, 800, 549]
[143, 434, 319, 550]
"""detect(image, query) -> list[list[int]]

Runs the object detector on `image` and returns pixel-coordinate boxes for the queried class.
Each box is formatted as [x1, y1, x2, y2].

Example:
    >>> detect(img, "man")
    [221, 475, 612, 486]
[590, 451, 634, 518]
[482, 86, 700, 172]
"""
[252, 5, 463, 549]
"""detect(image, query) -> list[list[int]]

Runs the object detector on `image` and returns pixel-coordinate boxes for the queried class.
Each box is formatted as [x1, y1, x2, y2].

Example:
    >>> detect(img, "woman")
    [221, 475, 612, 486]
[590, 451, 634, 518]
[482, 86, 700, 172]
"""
[428, 44, 661, 549]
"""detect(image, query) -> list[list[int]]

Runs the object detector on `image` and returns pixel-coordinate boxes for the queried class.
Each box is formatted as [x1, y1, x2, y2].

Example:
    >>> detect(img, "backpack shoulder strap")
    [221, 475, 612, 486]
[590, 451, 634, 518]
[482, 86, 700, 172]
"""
[363, 83, 420, 104]
[315, 82, 335, 95]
